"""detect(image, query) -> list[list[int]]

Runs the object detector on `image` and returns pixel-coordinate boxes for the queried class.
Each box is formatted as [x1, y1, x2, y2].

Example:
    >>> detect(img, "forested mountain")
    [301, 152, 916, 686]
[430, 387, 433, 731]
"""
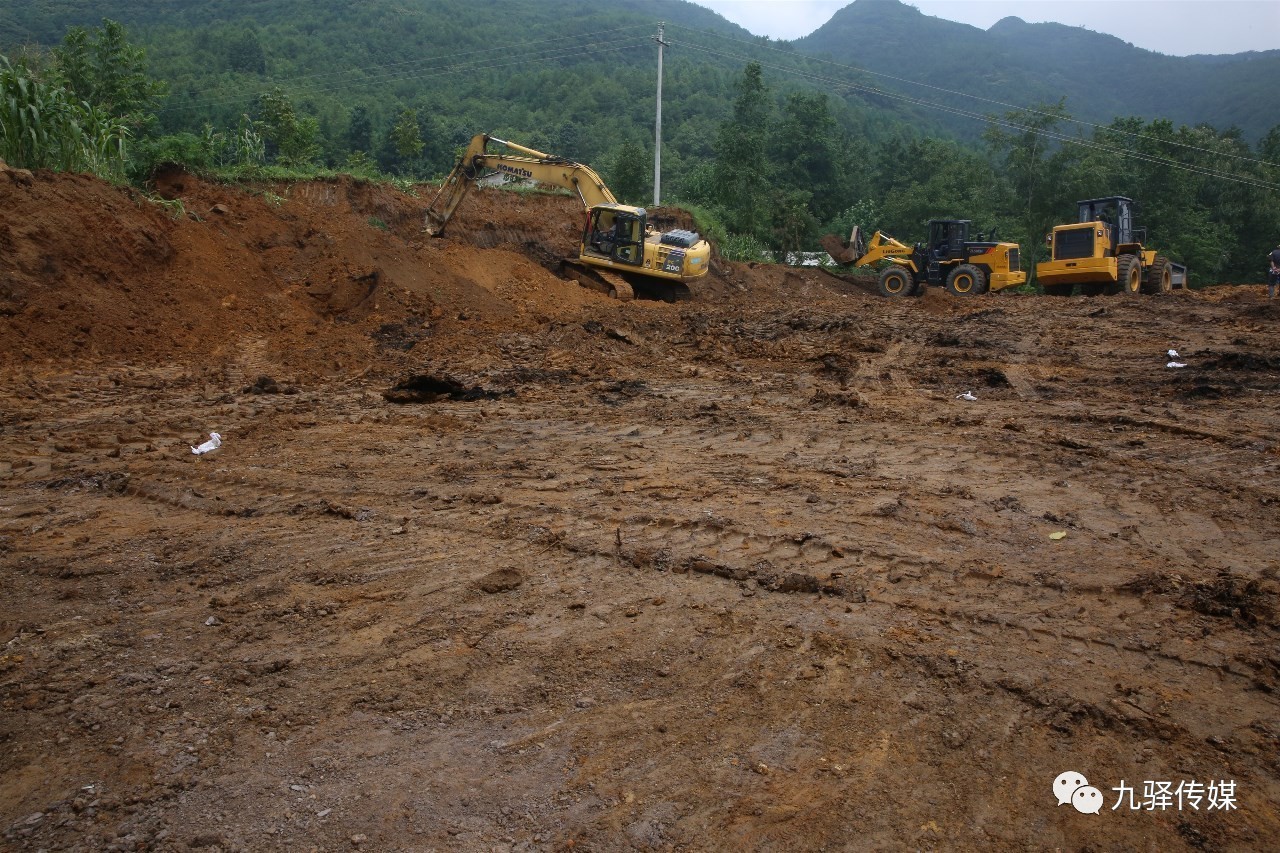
[2, 0, 1278, 285]
[5, 0, 1277, 147]
[795, 0, 1280, 143]
[3, 1, 770, 173]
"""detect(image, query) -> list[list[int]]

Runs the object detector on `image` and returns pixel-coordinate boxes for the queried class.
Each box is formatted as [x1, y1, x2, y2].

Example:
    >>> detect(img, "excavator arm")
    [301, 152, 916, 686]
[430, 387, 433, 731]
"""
[425, 134, 617, 235]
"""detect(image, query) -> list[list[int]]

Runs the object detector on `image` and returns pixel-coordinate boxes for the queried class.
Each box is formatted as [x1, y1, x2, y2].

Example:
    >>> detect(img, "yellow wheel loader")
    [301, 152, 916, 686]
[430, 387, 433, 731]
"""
[424, 134, 710, 301]
[1035, 196, 1186, 296]
[820, 219, 1025, 298]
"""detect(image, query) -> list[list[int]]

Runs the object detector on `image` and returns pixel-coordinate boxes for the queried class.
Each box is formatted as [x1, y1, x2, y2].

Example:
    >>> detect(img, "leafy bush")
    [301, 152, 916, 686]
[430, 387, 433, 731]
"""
[0, 55, 129, 180]
[136, 131, 213, 171]
[718, 232, 770, 263]
[132, 118, 265, 179]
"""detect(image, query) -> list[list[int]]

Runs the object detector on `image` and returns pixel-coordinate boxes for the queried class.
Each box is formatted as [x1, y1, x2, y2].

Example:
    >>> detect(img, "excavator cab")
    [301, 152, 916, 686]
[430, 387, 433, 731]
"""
[584, 204, 645, 267]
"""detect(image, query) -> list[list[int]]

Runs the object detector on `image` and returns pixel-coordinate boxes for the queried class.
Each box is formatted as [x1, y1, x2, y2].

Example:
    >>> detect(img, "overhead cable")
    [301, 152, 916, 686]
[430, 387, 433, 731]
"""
[667, 22, 1280, 171]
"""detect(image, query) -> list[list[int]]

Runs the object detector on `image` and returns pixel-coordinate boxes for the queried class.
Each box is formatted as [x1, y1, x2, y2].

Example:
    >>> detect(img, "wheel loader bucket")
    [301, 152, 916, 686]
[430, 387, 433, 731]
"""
[848, 226, 866, 260]
[819, 225, 867, 266]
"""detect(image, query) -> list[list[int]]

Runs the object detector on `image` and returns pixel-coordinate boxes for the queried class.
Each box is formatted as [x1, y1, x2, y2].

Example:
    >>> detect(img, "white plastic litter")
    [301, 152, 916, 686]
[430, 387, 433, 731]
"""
[956, 391, 978, 401]
[1166, 361, 1187, 369]
[1167, 349, 1180, 358]
[191, 432, 222, 455]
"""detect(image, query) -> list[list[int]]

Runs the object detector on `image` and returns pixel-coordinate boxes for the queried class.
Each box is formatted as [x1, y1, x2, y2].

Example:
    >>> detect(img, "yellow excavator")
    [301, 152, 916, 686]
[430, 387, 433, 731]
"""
[821, 220, 1026, 297]
[424, 134, 711, 301]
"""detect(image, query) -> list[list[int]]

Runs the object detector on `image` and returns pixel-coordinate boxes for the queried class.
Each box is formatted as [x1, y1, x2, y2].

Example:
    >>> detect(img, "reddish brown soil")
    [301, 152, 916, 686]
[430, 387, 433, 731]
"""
[2, 165, 1279, 851]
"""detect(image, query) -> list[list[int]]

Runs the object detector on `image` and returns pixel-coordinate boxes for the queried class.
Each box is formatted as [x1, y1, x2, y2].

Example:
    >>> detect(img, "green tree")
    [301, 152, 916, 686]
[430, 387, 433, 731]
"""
[983, 100, 1079, 269]
[391, 108, 424, 160]
[771, 188, 818, 257]
[255, 88, 320, 166]
[344, 105, 373, 157]
[54, 19, 166, 131]
[609, 140, 648, 204]
[712, 62, 773, 240]
[226, 27, 266, 75]
[825, 198, 880, 245]
[771, 91, 841, 223]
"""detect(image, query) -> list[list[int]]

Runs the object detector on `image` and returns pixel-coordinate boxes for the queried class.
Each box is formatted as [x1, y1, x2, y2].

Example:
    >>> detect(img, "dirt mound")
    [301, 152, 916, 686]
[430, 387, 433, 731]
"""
[0, 169, 679, 380]
[0, 172, 175, 349]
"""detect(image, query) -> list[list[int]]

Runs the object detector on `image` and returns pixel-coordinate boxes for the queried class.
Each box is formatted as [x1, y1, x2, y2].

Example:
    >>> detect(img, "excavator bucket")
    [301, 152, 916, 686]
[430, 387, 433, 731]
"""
[819, 225, 866, 266]
[423, 208, 451, 237]
[422, 158, 477, 237]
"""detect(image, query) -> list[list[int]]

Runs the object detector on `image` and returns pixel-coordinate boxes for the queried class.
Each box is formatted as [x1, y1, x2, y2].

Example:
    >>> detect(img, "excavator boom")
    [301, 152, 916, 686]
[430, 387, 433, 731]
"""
[425, 134, 616, 236]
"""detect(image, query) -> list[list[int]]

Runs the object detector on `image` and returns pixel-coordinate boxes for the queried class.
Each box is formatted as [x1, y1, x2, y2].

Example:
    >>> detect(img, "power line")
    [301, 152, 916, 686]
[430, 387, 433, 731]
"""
[673, 40, 1280, 193]
[666, 23, 1280, 172]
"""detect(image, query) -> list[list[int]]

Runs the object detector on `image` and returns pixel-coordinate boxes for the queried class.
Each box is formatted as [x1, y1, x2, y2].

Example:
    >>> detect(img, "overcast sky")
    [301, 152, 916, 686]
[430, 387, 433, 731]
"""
[696, 1, 1279, 56]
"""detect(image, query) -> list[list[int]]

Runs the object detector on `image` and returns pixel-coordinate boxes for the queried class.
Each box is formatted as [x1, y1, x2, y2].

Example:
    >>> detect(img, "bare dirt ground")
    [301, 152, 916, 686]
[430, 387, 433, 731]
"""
[2, 164, 1279, 852]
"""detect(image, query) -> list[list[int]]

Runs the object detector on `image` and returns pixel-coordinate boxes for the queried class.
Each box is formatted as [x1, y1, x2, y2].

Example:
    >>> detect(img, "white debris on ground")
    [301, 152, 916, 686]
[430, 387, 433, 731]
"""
[191, 432, 222, 455]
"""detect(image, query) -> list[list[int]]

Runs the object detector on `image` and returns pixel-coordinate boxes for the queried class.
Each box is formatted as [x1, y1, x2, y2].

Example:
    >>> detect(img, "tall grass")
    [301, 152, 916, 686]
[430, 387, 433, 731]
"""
[0, 55, 129, 180]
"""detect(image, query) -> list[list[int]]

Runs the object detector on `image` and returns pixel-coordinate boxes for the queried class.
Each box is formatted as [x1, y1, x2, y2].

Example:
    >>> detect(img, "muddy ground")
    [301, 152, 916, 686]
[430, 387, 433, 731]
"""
[1, 163, 1279, 851]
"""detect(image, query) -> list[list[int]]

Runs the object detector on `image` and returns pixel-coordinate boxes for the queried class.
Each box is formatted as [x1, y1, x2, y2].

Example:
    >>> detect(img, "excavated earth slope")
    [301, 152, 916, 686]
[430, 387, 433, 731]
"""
[2, 165, 1279, 851]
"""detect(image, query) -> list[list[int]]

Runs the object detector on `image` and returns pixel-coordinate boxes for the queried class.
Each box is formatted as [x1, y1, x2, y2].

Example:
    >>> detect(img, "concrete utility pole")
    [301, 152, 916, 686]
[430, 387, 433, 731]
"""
[652, 21, 669, 207]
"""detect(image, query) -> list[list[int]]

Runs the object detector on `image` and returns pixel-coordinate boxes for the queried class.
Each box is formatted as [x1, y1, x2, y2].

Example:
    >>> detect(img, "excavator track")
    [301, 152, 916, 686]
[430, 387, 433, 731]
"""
[595, 270, 635, 302]
[563, 262, 634, 301]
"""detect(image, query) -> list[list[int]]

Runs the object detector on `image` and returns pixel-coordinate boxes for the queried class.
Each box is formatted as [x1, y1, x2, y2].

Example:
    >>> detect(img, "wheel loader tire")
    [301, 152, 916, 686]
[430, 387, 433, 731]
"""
[1143, 255, 1172, 294]
[878, 266, 916, 298]
[945, 264, 988, 296]
[1108, 254, 1141, 295]
[1042, 282, 1074, 296]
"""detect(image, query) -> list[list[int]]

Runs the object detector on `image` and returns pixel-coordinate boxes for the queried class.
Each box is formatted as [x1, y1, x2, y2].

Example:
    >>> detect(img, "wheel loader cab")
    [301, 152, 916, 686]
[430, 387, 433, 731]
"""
[928, 220, 970, 261]
[585, 205, 645, 266]
[1077, 196, 1134, 247]
[920, 219, 972, 283]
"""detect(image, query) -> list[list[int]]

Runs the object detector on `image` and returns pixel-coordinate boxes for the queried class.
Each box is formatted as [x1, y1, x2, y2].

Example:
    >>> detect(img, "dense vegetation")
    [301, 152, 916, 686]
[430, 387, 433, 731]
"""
[2, 0, 1278, 285]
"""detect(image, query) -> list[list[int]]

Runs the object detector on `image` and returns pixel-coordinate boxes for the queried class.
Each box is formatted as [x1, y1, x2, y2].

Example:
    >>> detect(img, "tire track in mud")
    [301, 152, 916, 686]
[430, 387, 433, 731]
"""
[12, 348, 1280, 676]
[30, 450, 1270, 752]
[373, 476, 1280, 753]
[77, 404, 1268, 718]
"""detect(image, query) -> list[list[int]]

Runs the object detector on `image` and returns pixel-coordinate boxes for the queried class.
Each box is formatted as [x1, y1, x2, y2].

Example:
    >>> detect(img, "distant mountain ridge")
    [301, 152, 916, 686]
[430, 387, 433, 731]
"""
[793, 0, 1280, 142]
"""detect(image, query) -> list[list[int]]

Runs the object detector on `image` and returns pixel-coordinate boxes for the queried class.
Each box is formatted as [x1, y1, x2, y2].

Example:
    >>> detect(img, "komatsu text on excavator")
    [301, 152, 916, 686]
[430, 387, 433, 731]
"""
[424, 134, 711, 301]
